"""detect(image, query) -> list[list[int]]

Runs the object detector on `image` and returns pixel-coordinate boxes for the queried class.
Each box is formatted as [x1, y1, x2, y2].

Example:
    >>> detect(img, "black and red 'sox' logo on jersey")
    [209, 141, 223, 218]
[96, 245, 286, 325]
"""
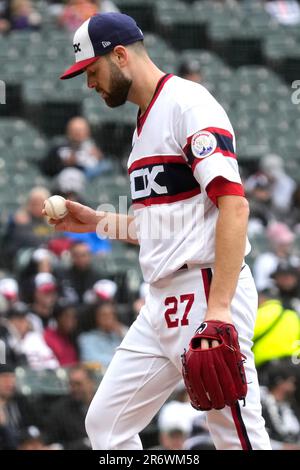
[129, 160, 201, 206]
[130, 165, 167, 200]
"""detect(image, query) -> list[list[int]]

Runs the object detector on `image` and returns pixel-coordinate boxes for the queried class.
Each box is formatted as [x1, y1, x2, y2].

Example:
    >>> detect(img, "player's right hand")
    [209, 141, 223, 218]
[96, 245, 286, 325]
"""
[43, 200, 101, 233]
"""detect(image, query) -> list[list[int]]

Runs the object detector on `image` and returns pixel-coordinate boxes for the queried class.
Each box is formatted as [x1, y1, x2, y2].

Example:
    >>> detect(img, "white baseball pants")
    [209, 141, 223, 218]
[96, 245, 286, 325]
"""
[85, 265, 271, 450]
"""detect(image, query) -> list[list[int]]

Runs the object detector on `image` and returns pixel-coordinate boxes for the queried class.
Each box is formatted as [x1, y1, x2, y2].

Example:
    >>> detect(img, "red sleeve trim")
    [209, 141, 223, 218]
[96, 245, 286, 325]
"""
[128, 155, 185, 174]
[206, 176, 245, 207]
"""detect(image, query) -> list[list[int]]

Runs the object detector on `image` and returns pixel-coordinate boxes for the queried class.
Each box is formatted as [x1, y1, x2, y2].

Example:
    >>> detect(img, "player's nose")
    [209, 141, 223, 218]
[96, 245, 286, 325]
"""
[86, 71, 96, 89]
[87, 77, 96, 89]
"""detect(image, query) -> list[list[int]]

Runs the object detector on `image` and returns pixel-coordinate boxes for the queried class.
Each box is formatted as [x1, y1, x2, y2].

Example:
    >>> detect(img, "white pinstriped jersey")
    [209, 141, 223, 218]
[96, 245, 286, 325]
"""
[128, 75, 250, 283]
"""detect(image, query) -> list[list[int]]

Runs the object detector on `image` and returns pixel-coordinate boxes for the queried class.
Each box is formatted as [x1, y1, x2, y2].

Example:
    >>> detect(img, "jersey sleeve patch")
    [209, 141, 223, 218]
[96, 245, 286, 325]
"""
[184, 127, 236, 172]
[191, 131, 217, 159]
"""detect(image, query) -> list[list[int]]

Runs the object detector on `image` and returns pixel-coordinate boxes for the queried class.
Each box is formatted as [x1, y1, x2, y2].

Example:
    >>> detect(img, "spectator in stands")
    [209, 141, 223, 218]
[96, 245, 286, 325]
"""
[260, 154, 296, 215]
[288, 184, 300, 231]
[132, 282, 149, 319]
[59, 241, 101, 303]
[252, 263, 300, 370]
[271, 261, 300, 311]
[45, 365, 96, 449]
[3, 187, 53, 269]
[18, 248, 57, 304]
[58, 0, 98, 32]
[53, 167, 87, 203]
[155, 382, 207, 450]
[19, 279, 60, 369]
[252, 263, 300, 375]
[253, 222, 300, 292]
[245, 154, 296, 223]
[41, 117, 111, 179]
[158, 382, 202, 447]
[9, 0, 41, 30]
[245, 173, 275, 236]
[0, 302, 30, 367]
[52, 170, 112, 254]
[64, 230, 112, 256]
[0, 278, 60, 371]
[19, 331, 59, 370]
[47, 236, 74, 260]
[0, 278, 19, 308]
[0, 294, 9, 318]
[77, 279, 117, 332]
[0, 365, 38, 450]
[155, 427, 186, 451]
[17, 426, 47, 450]
[49, 0, 118, 22]
[178, 59, 202, 84]
[27, 273, 58, 333]
[253, 280, 300, 370]
[265, 0, 300, 25]
[261, 362, 300, 450]
[184, 414, 215, 450]
[0, 0, 11, 32]
[78, 301, 127, 368]
[29, 248, 55, 275]
[44, 300, 79, 366]
[83, 278, 117, 304]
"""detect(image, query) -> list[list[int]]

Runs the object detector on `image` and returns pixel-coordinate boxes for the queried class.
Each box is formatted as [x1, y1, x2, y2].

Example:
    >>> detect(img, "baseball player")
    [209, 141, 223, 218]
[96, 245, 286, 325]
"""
[52, 13, 271, 450]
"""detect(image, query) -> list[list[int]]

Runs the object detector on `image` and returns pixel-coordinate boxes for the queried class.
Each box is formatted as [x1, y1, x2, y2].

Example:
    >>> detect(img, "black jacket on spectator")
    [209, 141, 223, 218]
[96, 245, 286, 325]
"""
[59, 266, 99, 304]
[0, 395, 39, 450]
[40, 143, 80, 177]
[0, 325, 28, 368]
[261, 393, 300, 444]
[2, 216, 52, 269]
[45, 397, 90, 450]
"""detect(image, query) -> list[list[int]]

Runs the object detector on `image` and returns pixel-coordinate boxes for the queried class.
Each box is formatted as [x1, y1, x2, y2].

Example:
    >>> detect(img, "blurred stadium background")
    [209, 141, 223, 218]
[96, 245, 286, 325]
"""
[1, 0, 300, 451]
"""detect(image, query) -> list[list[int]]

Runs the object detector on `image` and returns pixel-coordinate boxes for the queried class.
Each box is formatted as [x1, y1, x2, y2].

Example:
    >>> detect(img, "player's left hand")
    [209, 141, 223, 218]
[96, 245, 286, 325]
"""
[200, 308, 232, 349]
[181, 320, 247, 411]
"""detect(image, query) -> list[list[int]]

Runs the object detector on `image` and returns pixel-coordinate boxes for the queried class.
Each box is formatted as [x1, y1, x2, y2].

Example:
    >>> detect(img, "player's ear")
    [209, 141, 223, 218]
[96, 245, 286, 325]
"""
[112, 45, 128, 68]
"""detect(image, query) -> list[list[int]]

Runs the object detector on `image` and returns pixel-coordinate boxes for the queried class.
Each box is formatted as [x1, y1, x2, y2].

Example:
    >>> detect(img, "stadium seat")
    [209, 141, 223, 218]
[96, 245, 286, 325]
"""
[116, 0, 156, 31]
[249, 234, 270, 257]
[156, 1, 208, 50]
[82, 97, 136, 126]
[15, 367, 69, 396]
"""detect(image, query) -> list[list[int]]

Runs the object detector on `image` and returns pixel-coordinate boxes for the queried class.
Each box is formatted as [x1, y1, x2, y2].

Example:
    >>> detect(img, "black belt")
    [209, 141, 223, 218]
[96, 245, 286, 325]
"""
[177, 264, 212, 272]
[178, 264, 189, 271]
[178, 264, 246, 272]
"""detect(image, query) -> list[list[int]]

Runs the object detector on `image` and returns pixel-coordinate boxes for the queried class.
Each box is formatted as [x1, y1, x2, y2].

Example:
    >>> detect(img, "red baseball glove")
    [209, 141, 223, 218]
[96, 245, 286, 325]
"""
[181, 320, 247, 411]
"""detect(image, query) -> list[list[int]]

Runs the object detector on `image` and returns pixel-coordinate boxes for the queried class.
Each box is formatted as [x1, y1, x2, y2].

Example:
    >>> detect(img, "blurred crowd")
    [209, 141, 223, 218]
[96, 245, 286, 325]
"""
[0, 112, 144, 448]
[0, 111, 299, 452]
[1, 0, 300, 35]
[0, 0, 119, 34]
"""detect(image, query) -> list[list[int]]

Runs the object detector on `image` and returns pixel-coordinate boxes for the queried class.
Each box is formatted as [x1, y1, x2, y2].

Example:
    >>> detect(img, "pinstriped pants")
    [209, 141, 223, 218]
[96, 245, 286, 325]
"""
[85, 265, 271, 450]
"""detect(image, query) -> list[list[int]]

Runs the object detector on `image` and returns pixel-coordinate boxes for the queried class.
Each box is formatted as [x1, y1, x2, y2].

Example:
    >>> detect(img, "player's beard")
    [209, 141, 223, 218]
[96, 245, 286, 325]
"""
[102, 60, 132, 108]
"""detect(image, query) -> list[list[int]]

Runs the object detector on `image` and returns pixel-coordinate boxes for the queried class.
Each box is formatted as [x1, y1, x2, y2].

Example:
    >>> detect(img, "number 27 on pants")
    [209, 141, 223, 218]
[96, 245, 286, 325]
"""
[164, 294, 194, 328]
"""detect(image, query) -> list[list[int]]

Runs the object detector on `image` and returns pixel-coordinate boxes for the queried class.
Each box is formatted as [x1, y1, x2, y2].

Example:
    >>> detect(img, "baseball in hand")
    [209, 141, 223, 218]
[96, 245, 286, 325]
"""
[43, 195, 68, 220]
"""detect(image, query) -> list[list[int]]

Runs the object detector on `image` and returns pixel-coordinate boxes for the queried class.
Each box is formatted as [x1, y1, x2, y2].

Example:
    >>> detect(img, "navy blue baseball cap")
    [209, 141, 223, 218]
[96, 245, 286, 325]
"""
[60, 12, 144, 80]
